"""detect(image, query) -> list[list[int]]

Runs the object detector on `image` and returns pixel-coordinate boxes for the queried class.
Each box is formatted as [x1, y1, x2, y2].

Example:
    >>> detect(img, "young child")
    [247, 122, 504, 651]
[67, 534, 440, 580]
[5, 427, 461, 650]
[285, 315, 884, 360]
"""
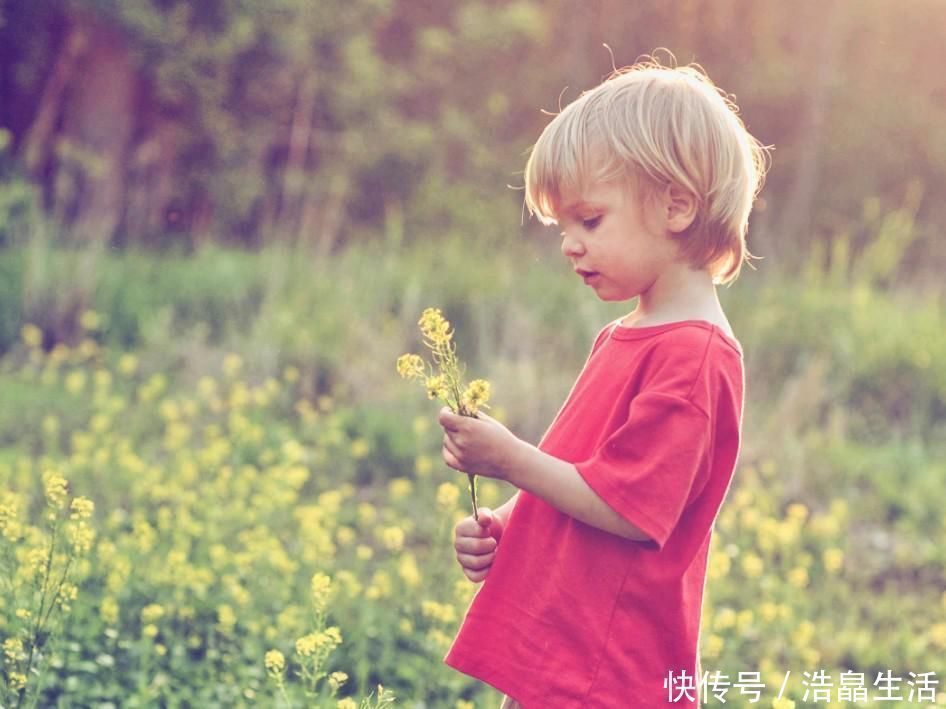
[437, 55, 769, 707]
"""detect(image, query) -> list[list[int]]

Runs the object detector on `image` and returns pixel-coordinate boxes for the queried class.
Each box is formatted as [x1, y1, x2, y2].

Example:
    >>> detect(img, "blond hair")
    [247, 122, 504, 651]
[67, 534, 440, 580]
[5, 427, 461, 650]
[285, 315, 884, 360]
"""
[523, 53, 771, 285]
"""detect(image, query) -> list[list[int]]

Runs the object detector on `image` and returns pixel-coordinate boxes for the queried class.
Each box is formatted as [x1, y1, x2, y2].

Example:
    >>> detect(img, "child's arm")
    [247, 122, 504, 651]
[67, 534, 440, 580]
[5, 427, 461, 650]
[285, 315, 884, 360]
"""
[504, 441, 651, 542]
[493, 491, 519, 528]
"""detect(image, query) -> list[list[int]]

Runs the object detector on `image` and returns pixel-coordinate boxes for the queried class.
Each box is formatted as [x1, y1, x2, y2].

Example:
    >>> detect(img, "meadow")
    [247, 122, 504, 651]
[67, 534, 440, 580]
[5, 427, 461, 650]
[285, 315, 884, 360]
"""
[0, 234, 944, 708]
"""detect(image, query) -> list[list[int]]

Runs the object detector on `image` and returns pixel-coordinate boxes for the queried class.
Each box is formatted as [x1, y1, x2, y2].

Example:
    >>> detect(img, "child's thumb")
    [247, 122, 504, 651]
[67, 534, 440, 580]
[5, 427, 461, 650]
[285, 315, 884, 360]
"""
[476, 507, 503, 542]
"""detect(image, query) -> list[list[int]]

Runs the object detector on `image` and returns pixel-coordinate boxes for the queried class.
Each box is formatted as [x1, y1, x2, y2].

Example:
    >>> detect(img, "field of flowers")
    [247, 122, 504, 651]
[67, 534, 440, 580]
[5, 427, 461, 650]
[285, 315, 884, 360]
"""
[0, 239, 944, 707]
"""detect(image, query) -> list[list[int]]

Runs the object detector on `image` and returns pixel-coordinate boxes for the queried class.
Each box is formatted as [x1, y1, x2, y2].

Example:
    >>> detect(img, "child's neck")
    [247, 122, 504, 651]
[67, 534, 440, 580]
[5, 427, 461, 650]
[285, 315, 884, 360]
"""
[622, 266, 729, 331]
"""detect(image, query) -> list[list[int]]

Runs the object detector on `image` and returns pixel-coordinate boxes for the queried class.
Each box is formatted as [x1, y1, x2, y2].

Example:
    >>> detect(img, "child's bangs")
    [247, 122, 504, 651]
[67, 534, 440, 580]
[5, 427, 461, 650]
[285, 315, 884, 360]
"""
[524, 103, 613, 225]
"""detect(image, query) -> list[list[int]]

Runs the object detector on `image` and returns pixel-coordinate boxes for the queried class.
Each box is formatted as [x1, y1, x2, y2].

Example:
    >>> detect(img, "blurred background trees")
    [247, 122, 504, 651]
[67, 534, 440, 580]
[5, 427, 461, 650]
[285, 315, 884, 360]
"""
[1, 0, 944, 279]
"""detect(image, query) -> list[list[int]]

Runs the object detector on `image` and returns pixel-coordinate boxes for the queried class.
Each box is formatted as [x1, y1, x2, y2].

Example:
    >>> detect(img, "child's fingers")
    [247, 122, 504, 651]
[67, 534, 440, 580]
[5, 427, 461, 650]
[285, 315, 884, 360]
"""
[463, 567, 489, 583]
[455, 535, 498, 555]
[457, 549, 496, 571]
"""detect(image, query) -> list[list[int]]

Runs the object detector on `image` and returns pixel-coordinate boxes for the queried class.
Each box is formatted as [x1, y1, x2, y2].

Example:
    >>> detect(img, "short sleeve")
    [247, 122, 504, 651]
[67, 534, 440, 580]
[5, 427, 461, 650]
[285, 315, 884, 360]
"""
[573, 391, 710, 551]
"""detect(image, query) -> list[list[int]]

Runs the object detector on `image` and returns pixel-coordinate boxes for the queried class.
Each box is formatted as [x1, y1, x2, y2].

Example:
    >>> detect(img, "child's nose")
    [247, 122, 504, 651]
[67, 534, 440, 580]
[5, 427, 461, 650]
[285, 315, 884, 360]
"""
[561, 234, 585, 260]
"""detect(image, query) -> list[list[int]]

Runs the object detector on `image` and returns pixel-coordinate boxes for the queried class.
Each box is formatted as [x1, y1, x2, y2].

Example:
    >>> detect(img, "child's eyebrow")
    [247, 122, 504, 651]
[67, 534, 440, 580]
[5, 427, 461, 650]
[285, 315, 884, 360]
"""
[561, 200, 603, 215]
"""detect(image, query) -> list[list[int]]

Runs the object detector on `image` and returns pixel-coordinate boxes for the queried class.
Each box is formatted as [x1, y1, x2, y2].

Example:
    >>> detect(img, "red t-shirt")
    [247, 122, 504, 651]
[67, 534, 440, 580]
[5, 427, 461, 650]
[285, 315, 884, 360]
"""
[444, 318, 745, 708]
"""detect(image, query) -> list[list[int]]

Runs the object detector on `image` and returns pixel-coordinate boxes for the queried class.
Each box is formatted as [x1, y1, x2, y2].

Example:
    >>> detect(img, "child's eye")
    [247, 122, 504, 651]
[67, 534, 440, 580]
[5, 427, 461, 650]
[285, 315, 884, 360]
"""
[582, 216, 602, 230]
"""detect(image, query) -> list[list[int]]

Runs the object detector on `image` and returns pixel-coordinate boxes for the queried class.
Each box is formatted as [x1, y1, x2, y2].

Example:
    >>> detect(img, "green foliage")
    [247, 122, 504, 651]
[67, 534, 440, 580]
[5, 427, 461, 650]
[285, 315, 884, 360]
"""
[0, 236, 943, 705]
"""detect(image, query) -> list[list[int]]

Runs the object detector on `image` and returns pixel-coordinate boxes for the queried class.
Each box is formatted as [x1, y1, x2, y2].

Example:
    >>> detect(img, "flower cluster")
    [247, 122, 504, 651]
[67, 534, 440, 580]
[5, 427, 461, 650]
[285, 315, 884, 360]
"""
[397, 307, 492, 519]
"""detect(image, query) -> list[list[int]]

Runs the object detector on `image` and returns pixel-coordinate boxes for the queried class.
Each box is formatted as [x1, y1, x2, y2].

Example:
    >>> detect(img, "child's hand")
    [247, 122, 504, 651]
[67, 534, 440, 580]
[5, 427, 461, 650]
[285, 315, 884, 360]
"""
[454, 507, 504, 583]
[439, 407, 522, 480]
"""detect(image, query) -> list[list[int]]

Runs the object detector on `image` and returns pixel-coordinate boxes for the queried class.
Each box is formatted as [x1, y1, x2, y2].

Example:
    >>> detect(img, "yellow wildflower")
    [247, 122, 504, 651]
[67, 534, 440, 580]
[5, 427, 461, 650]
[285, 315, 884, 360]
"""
[337, 699, 358, 709]
[43, 473, 68, 510]
[822, 547, 844, 573]
[20, 323, 43, 348]
[418, 307, 452, 343]
[328, 671, 349, 691]
[141, 604, 165, 624]
[396, 353, 425, 380]
[436, 482, 460, 510]
[425, 374, 449, 400]
[311, 572, 332, 607]
[264, 649, 286, 675]
[461, 378, 491, 414]
[70, 497, 94, 520]
[79, 309, 102, 331]
[380, 526, 405, 552]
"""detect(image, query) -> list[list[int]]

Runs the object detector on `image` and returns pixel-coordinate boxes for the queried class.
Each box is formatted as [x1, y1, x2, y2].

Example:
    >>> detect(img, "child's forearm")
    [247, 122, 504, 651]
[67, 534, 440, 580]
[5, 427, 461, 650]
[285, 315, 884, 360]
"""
[503, 440, 651, 542]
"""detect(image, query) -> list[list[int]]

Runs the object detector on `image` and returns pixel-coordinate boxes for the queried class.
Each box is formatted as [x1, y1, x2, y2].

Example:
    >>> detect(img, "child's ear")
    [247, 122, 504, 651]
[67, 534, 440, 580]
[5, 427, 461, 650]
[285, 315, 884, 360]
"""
[662, 183, 698, 234]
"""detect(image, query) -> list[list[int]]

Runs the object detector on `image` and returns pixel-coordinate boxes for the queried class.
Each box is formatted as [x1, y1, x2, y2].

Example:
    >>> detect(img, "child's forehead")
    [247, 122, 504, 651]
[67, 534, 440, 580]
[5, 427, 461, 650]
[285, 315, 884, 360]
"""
[558, 181, 626, 213]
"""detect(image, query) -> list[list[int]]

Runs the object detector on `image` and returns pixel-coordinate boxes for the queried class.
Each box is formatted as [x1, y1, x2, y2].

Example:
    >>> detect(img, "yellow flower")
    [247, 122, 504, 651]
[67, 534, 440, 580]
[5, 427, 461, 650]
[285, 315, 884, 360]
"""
[702, 633, 723, 658]
[822, 547, 844, 573]
[20, 323, 43, 348]
[311, 572, 332, 607]
[118, 353, 138, 376]
[396, 353, 426, 380]
[337, 699, 357, 709]
[418, 307, 452, 344]
[388, 477, 413, 500]
[421, 600, 457, 624]
[264, 649, 286, 675]
[415, 454, 433, 477]
[398, 553, 422, 587]
[222, 353, 243, 378]
[713, 607, 736, 630]
[380, 526, 405, 552]
[772, 699, 796, 709]
[65, 370, 86, 395]
[425, 374, 449, 401]
[741, 552, 763, 578]
[217, 604, 237, 633]
[43, 473, 69, 510]
[786, 502, 808, 522]
[4, 637, 25, 663]
[295, 633, 318, 657]
[350, 437, 370, 459]
[788, 566, 808, 588]
[101, 597, 119, 625]
[461, 378, 491, 414]
[141, 604, 165, 624]
[329, 671, 349, 691]
[143, 624, 159, 638]
[436, 482, 460, 510]
[8, 671, 27, 691]
[70, 497, 95, 520]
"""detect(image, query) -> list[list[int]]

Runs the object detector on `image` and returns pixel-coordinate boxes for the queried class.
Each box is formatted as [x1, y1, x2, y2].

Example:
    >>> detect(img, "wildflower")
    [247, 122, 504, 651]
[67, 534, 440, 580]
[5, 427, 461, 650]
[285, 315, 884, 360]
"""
[79, 310, 102, 331]
[141, 604, 165, 624]
[118, 353, 138, 376]
[20, 323, 43, 348]
[822, 547, 844, 573]
[741, 552, 763, 578]
[3, 637, 25, 664]
[461, 379, 491, 415]
[396, 354, 425, 380]
[44, 473, 69, 510]
[380, 526, 405, 553]
[436, 482, 460, 510]
[398, 307, 493, 519]
[425, 374, 449, 401]
[222, 353, 243, 378]
[295, 633, 319, 657]
[264, 649, 286, 675]
[311, 572, 332, 608]
[70, 497, 94, 520]
[337, 699, 357, 709]
[328, 671, 349, 691]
